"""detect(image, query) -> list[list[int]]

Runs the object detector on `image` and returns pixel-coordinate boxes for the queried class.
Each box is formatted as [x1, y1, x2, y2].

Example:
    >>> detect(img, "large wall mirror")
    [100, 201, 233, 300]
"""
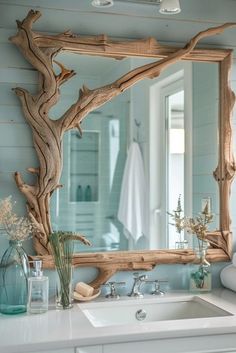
[50, 54, 220, 252]
[9, 11, 236, 286]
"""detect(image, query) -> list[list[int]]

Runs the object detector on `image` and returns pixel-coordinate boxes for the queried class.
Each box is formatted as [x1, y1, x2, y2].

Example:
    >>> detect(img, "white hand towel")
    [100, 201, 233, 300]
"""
[117, 142, 147, 242]
[220, 264, 236, 292]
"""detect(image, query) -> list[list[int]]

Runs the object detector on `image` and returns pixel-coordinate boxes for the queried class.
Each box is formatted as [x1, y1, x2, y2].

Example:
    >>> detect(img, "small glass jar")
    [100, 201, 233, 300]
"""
[175, 240, 189, 249]
[189, 242, 211, 292]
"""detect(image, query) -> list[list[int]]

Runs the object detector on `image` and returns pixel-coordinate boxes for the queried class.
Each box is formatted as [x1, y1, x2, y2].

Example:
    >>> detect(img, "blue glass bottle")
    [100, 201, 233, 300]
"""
[85, 185, 92, 202]
[0, 240, 30, 315]
[76, 185, 83, 202]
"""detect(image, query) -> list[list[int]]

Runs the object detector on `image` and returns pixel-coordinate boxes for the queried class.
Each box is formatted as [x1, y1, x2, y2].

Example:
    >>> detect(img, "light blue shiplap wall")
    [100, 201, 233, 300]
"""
[0, 2, 236, 293]
[0, 26, 38, 256]
[192, 62, 219, 229]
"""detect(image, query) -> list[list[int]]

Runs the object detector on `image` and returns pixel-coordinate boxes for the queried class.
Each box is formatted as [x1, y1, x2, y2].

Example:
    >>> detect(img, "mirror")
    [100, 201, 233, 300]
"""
[9, 10, 236, 286]
[50, 53, 220, 252]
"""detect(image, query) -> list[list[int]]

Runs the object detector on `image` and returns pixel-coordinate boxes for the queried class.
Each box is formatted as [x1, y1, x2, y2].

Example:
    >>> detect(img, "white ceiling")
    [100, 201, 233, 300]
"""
[0, 0, 236, 50]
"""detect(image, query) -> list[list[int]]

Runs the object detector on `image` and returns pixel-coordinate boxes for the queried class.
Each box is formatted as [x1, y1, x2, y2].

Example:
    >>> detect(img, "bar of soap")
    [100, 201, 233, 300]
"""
[75, 282, 94, 297]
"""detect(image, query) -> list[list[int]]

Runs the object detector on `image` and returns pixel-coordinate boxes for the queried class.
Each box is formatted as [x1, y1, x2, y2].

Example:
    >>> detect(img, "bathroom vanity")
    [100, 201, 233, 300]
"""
[1, 290, 236, 353]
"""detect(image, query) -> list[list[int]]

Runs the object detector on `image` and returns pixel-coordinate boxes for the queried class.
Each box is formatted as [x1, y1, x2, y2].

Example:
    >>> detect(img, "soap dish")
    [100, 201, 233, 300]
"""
[73, 288, 101, 302]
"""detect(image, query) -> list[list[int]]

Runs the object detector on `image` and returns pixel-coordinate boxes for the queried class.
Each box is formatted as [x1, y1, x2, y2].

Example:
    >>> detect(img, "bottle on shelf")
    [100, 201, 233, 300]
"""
[76, 185, 83, 202]
[27, 259, 49, 314]
[85, 185, 92, 202]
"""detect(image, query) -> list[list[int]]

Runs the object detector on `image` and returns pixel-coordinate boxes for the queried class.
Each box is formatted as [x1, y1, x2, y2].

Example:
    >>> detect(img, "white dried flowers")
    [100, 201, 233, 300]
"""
[168, 195, 185, 235]
[0, 196, 35, 241]
[184, 202, 214, 244]
[169, 195, 215, 248]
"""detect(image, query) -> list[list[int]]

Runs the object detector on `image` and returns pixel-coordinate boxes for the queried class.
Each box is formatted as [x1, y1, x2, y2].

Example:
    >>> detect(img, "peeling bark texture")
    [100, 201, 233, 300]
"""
[10, 10, 236, 284]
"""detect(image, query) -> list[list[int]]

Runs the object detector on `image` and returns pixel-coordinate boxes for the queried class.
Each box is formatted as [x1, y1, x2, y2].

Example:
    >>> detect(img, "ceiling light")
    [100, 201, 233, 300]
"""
[91, 0, 114, 7]
[159, 0, 181, 14]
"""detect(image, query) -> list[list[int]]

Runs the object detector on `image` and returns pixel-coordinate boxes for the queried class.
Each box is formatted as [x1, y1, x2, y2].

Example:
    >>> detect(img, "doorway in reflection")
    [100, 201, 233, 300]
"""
[149, 63, 193, 249]
[163, 84, 185, 249]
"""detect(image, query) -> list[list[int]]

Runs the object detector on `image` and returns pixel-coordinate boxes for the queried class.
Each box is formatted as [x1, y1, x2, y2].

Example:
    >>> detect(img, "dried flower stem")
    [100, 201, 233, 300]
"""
[0, 196, 35, 241]
[169, 197, 214, 249]
[168, 195, 186, 243]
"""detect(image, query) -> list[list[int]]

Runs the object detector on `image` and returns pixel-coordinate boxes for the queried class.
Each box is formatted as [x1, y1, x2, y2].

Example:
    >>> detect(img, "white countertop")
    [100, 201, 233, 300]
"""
[1, 289, 236, 353]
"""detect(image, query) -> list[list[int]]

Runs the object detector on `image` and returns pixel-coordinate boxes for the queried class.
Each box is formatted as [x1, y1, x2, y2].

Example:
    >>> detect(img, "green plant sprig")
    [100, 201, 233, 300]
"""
[49, 231, 91, 308]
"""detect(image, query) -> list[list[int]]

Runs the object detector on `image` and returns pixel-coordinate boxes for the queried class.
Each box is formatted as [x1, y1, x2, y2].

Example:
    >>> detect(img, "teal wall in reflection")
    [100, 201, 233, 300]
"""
[192, 62, 219, 229]
[49, 57, 131, 252]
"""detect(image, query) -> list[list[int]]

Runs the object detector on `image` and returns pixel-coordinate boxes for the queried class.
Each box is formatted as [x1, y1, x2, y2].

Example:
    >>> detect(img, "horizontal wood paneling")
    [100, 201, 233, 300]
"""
[0, 146, 37, 171]
[0, 43, 31, 68]
[0, 171, 35, 199]
[0, 106, 26, 123]
[0, 124, 33, 147]
[0, 68, 37, 84]
[0, 83, 37, 105]
[0, 28, 15, 43]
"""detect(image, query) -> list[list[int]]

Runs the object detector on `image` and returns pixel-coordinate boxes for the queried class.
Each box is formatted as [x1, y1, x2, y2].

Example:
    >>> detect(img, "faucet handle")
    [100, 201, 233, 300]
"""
[146, 279, 168, 296]
[103, 281, 126, 299]
[133, 272, 148, 281]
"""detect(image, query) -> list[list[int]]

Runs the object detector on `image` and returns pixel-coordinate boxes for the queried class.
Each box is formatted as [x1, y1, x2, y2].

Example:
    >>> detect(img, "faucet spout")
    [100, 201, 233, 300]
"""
[129, 272, 148, 298]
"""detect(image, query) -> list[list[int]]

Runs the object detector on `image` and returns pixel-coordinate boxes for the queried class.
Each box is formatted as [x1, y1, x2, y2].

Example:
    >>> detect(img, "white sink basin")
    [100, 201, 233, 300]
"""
[81, 296, 232, 327]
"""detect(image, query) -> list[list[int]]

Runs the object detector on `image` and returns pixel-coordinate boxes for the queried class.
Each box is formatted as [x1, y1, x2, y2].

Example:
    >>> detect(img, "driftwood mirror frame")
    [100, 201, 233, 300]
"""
[10, 10, 236, 287]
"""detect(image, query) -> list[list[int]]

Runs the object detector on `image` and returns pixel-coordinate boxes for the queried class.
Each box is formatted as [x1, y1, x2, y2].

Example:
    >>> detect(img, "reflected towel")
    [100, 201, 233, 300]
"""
[117, 142, 147, 242]
[220, 264, 236, 292]
[232, 253, 236, 267]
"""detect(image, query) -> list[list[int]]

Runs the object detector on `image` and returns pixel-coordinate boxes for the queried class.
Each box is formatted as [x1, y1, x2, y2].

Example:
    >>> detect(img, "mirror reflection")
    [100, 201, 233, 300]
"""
[51, 53, 219, 252]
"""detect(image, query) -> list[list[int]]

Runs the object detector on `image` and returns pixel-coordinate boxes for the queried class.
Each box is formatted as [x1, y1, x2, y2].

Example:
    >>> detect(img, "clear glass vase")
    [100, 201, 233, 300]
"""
[55, 266, 73, 310]
[189, 243, 211, 292]
[0, 240, 30, 314]
[175, 240, 189, 249]
[175, 230, 189, 250]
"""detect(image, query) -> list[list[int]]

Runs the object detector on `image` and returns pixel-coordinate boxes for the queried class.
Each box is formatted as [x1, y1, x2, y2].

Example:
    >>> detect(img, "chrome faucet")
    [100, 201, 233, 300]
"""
[128, 272, 148, 298]
[103, 281, 126, 299]
[146, 279, 168, 295]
